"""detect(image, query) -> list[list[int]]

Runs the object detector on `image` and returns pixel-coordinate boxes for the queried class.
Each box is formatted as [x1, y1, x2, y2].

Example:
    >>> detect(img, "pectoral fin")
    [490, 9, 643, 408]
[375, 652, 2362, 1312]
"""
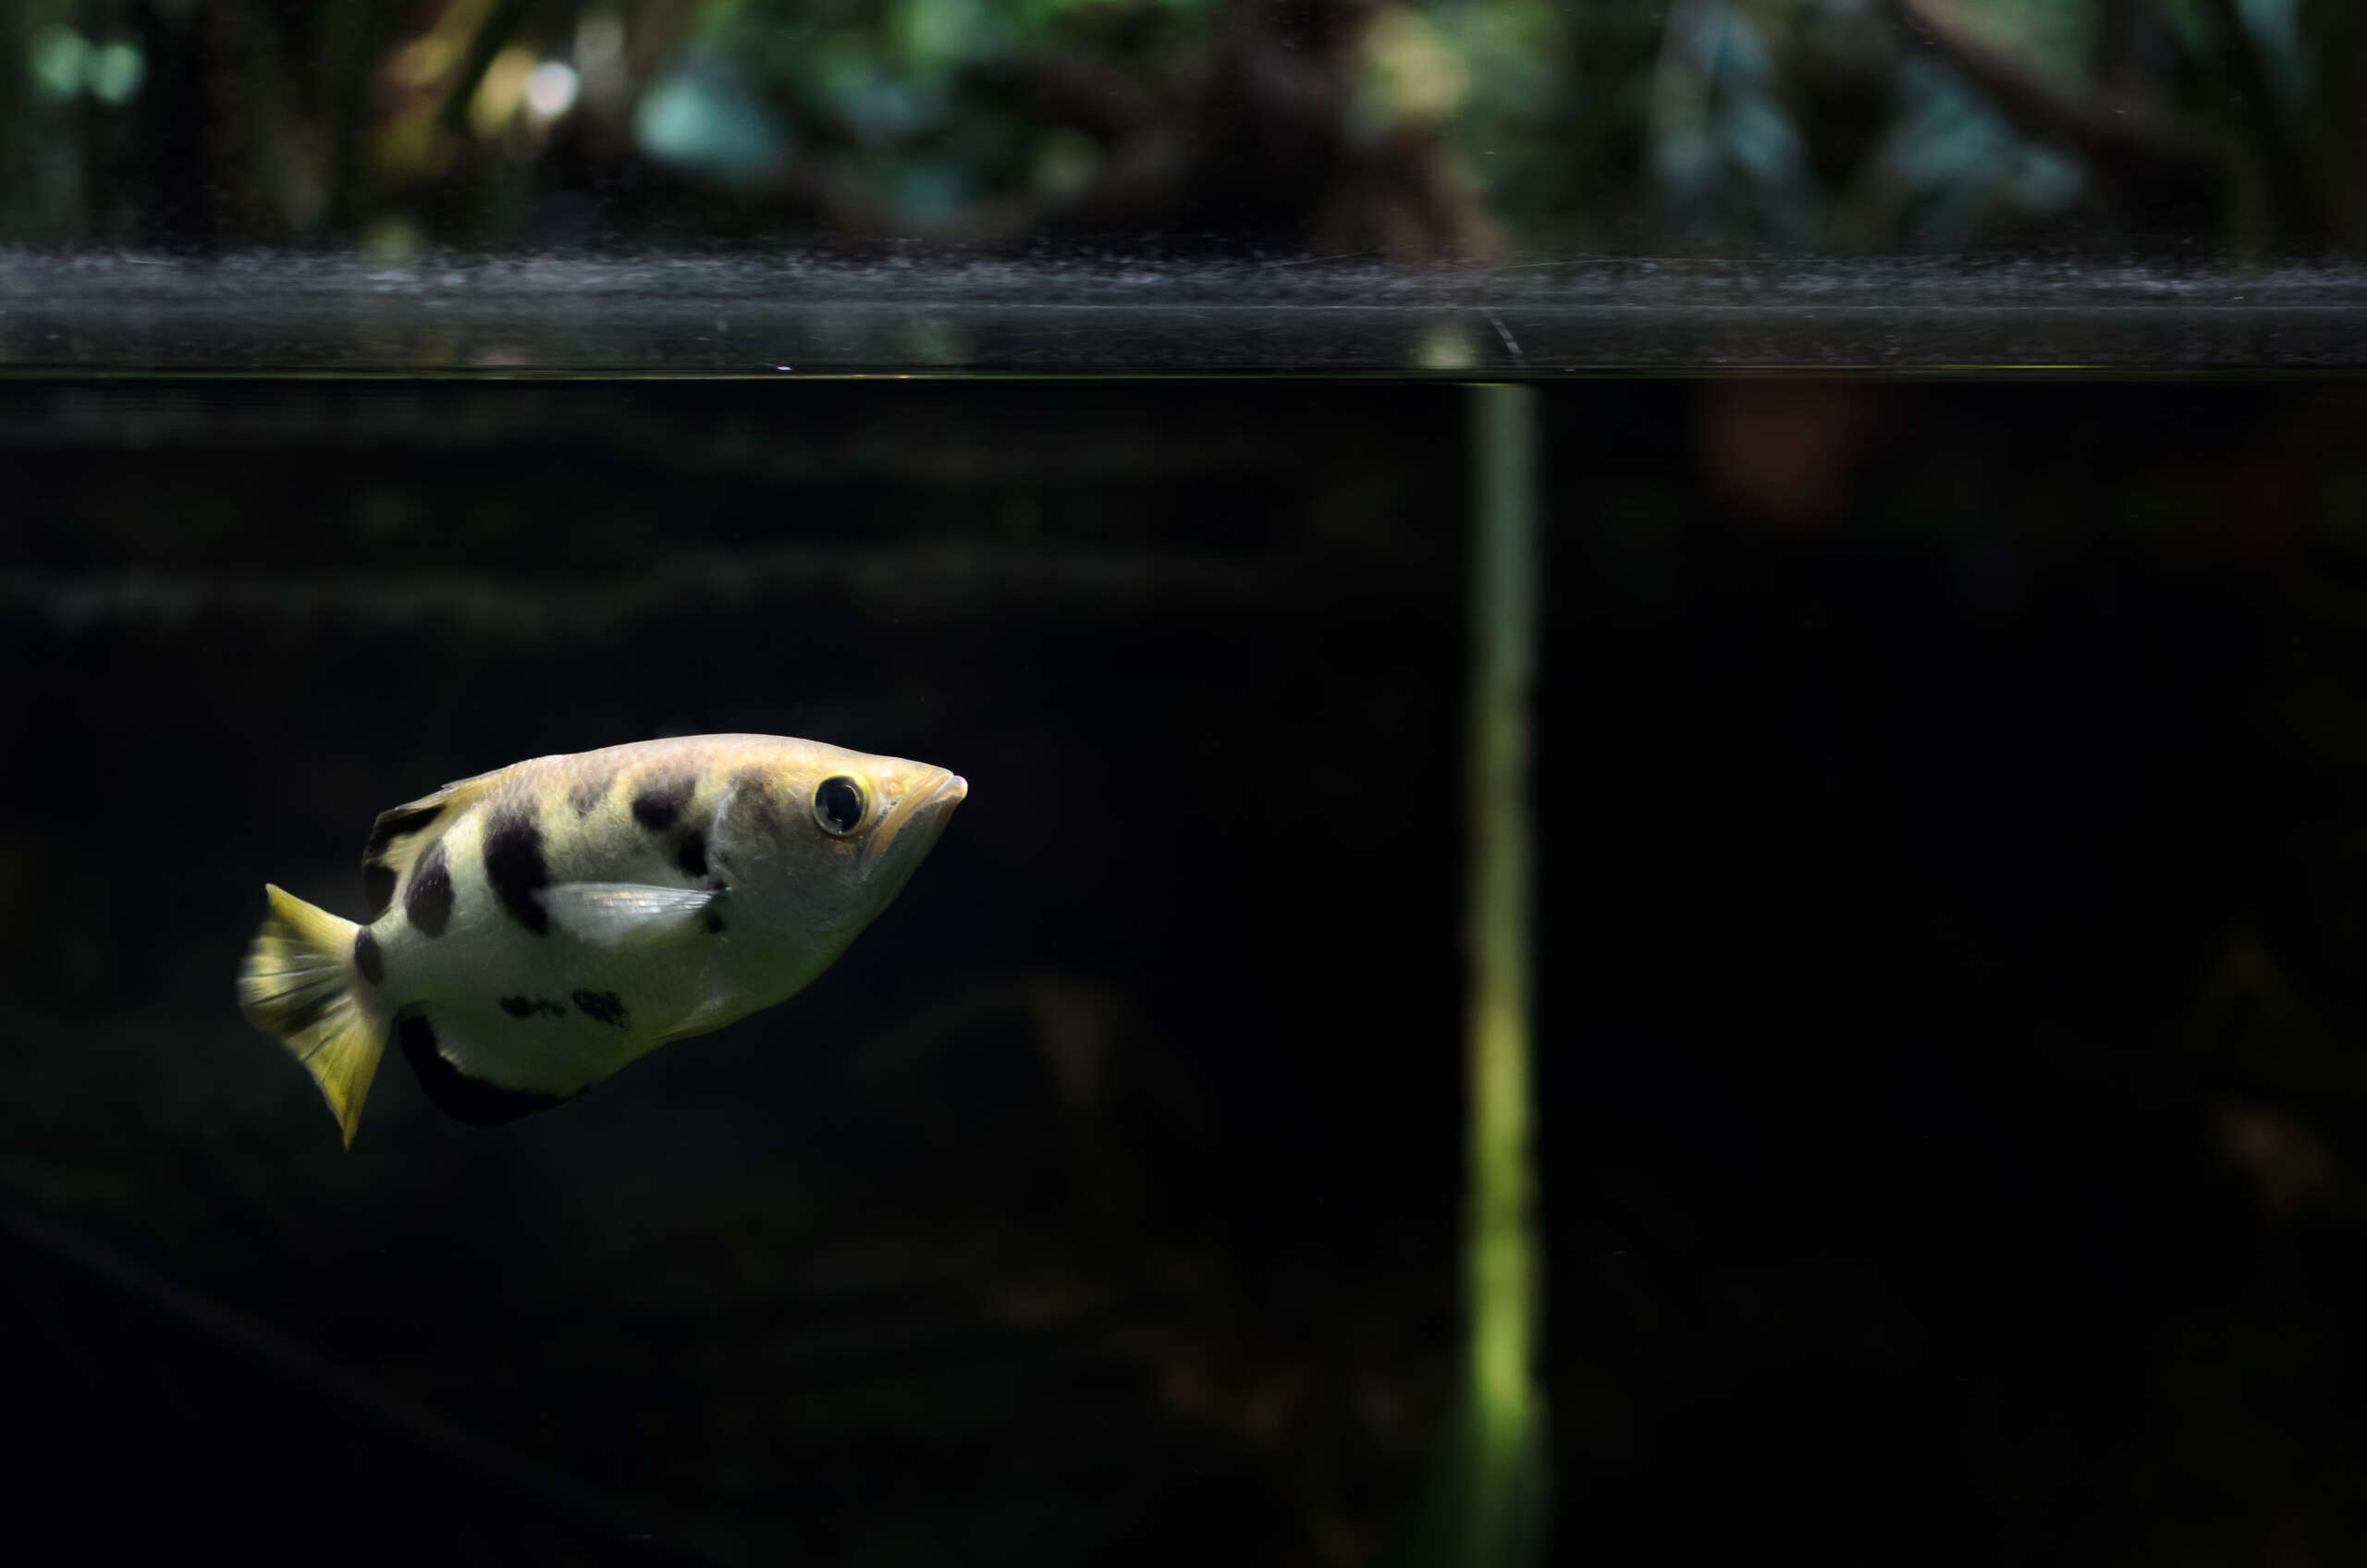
[540, 882, 724, 949]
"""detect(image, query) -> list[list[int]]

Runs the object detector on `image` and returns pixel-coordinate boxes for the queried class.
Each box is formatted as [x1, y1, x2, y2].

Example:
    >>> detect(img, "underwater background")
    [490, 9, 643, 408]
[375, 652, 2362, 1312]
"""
[10, 376, 2367, 1564]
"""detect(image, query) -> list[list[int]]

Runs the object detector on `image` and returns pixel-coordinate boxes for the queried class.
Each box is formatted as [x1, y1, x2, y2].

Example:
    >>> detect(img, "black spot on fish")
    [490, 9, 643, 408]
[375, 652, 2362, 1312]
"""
[498, 995, 566, 1019]
[363, 802, 445, 861]
[571, 989, 629, 1028]
[674, 830, 708, 880]
[632, 776, 694, 833]
[569, 776, 610, 816]
[399, 1013, 569, 1127]
[353, 929, 385, 986]
[363, 864, 397, 919]
[701, 904, 728, 935]
[729, 766, 781, 833]
[405, 842, 453, 937]
[484, 810, 551, 935]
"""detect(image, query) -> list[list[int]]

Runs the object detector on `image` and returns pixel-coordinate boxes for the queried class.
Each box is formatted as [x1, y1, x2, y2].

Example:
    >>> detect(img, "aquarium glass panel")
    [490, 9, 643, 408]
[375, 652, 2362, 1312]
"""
[3, 0, 2364, 372]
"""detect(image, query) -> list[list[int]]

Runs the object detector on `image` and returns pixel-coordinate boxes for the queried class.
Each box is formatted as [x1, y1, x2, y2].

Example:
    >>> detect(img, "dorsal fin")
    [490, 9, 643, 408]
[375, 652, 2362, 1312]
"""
[359, 766, 507, 917]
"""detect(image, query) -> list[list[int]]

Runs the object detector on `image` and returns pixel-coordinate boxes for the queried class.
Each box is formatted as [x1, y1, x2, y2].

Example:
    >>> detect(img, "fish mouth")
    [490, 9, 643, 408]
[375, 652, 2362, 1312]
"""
[865, 769, 967, 869]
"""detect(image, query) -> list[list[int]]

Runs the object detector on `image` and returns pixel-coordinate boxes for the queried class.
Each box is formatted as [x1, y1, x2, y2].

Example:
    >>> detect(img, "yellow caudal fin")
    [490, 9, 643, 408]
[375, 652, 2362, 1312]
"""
[237, 884, 388, 1147]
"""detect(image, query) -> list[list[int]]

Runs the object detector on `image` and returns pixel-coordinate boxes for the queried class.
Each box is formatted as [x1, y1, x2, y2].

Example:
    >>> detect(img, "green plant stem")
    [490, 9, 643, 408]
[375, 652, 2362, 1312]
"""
[1461, 381, 1547, 1567]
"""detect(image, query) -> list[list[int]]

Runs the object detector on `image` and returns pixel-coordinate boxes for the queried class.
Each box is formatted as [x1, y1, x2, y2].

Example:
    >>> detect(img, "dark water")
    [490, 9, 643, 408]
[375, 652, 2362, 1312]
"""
[6, 376, 2367, 1565]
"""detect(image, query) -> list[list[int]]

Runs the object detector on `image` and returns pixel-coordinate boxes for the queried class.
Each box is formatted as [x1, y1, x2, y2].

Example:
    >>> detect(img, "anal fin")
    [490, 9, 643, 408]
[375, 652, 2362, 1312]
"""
[396, 1014, 574, 1128]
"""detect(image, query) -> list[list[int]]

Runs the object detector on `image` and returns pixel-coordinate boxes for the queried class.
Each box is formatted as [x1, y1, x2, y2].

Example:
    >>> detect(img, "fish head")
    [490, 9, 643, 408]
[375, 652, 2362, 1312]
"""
[712, 741, 967, 985]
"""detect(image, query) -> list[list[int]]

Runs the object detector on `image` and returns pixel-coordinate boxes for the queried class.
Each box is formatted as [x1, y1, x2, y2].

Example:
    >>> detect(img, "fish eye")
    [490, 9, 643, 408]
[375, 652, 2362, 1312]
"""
[812, 775, 869, 837]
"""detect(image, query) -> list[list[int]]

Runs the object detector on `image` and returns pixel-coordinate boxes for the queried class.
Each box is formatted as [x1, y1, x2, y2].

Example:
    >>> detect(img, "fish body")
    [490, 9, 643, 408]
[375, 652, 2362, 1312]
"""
[238, 734, 966, 1144]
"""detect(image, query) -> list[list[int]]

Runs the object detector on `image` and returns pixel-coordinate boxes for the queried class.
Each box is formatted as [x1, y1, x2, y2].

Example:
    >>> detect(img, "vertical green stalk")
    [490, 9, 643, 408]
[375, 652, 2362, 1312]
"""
[1459, 382, 1547, 1566]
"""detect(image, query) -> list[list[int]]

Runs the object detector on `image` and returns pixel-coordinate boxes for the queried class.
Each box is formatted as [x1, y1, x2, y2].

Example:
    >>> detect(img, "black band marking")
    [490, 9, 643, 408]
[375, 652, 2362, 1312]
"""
[352, 929, 386, 986]
[674, 830, 708, 880]
[728, 766, 781, 836]
[484, 810, 552, 936]
[405, 842, 453, 937]
[632, 777, 694, 833]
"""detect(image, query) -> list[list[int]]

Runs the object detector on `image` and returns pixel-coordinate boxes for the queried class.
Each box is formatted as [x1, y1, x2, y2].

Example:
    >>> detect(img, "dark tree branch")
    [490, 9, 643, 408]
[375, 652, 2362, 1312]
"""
[2191, 0, 2325, 243]
[1882, 0, 2216, 178]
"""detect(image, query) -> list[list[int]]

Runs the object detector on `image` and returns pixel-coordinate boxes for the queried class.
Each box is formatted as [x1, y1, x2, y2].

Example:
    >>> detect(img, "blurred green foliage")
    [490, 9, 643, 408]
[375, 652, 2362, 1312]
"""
[0, 0, 2359, 253]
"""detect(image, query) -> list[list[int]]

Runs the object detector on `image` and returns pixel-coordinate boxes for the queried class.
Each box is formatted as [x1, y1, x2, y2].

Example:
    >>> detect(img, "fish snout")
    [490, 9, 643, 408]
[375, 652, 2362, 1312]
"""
[865, 768, 967, 868]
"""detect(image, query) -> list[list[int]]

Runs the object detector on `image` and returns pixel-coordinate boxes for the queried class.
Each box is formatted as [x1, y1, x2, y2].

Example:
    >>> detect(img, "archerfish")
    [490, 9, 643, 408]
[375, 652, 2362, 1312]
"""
[238, 734, 966, 1145]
